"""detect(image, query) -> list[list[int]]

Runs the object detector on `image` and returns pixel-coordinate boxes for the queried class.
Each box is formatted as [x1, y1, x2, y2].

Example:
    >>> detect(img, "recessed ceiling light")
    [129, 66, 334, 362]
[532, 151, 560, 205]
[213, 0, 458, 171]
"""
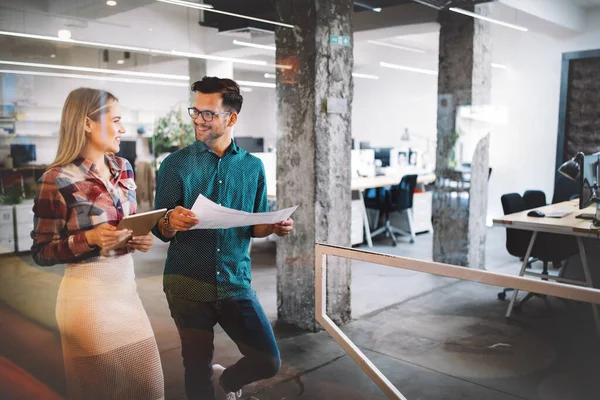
[233, 40, 276, 51]
[264, 73, 276, 79]
[240, 87, 253, 92]
[0, 69, 190, 87]
[117, 59, 125, 64]
[50, 54, 56, 58]
[449, 7, 528, 32]
[380, 61, 437, 76]
[57, 29, 71, 40]
[367, 40, 425, 54]
[352, 72, 379, 80]
[106, 0, 117, 6]
[0, 60, 190, 80]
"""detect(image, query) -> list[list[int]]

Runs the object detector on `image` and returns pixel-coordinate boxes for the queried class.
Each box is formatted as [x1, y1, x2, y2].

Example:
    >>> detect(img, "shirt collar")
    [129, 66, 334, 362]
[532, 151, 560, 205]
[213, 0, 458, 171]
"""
[73, 154, 122, 176]
[194, 139, 240, 155]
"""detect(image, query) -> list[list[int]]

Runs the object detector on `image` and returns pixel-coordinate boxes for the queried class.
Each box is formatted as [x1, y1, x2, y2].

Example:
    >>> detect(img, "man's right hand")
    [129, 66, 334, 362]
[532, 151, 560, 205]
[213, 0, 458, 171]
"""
[84, 223, 132, 250]
[168, 206, 199, 232]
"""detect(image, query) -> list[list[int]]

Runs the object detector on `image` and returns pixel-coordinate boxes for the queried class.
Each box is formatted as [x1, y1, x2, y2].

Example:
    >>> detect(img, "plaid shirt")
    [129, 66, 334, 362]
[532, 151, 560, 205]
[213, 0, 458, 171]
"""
[31, 155, 137, 266]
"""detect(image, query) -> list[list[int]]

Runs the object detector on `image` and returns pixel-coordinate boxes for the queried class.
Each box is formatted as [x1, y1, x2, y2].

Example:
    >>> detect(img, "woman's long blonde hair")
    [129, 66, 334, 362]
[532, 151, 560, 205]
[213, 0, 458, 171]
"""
[49, 88, 118, 169]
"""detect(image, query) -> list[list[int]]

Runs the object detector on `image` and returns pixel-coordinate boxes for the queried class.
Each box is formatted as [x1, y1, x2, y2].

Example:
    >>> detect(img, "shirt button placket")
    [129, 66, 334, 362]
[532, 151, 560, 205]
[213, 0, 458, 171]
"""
[216, 157, 222, 294]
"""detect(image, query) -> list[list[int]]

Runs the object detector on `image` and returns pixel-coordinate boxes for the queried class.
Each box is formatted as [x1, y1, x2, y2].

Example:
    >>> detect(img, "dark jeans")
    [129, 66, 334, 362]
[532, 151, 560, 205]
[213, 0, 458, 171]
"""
[166, 289, 281, 400]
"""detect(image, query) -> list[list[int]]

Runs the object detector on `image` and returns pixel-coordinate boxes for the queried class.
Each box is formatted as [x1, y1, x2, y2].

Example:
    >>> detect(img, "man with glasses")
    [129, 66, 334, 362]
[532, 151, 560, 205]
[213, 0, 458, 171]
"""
[152, 77, 293, 400]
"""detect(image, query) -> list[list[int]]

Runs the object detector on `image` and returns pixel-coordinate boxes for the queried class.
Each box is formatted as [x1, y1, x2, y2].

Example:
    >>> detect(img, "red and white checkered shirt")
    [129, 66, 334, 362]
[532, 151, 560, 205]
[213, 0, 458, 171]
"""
[31, 155, 137, 266]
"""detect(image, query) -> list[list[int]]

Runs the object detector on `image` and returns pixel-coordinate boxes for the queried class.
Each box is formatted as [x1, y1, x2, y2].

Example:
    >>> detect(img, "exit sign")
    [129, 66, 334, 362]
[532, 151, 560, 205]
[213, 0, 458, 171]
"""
[330, 34, 351, 47]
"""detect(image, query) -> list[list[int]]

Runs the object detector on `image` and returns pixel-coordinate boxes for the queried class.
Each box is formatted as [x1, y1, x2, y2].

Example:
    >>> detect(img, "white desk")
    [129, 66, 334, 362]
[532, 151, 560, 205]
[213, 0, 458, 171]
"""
[493, 200, 600, 334]
[267, 168, 435, 247]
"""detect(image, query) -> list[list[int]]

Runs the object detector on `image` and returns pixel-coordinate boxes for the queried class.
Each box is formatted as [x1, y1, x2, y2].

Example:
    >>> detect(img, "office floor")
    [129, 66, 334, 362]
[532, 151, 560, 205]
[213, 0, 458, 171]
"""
[6, 227, 600, 399]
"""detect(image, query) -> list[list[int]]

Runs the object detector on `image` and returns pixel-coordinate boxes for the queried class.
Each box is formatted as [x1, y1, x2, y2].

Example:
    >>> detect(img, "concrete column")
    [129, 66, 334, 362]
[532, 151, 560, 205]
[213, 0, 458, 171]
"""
[433, 4, 492, 268]
[274, 0, 354, 331]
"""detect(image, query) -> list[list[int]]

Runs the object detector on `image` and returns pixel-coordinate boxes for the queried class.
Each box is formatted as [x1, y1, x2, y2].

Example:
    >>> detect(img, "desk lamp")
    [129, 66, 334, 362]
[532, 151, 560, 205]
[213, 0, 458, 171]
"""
[558, 152, 600, 226]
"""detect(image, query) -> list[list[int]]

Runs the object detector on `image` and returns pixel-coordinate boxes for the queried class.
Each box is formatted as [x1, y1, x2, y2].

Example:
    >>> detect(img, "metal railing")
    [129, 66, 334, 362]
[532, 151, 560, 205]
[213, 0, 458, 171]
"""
[314, 243, 600, 400]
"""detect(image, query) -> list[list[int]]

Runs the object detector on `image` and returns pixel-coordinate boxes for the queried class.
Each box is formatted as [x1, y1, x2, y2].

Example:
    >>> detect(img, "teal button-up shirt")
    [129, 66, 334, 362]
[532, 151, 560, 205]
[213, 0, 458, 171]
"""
[152, 140, 268, 301]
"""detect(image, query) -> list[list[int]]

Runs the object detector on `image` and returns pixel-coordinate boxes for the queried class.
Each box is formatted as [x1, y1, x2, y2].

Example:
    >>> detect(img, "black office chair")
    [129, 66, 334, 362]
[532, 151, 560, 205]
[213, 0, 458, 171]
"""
[523, 190, 546, 209]
[364, 174, 418, 246]
[498, 193, 579, 311]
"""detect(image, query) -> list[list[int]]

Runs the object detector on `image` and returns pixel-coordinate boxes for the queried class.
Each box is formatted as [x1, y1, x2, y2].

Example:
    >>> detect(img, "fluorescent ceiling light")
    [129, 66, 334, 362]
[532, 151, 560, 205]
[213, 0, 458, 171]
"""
[380, 61, 437, 76]
[106, 0, 117, 6]
[0, 69, 189, 87]
[0, 60, 190, 80]
[491, 63, 508, 70]
[352, 72, 379, 80]
[116, 59, 125, 65]
[354, 2, 381, 12]
[449, 7, 528, 32]
[157, 0, 294, 28]
[264, 73, 276, 79]
[236, 80, 275, 88]
[57, 29, 71, 40]
[0, 30, 268, 67]
[233, 40, 276, 51]
[367, 40, 425, 54]
[240, 87, 253, 92]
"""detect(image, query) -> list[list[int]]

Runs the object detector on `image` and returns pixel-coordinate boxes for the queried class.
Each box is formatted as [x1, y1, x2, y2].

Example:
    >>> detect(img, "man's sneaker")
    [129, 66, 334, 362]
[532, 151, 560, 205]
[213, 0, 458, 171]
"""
[211, 364, 242, 400]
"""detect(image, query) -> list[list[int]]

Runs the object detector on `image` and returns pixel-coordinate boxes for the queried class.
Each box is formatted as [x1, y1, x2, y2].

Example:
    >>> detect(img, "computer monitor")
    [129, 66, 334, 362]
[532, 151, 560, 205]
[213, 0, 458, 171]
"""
[10, 144, 36, 167]
[235, 137, 264, 153]
[580, 152, 600, 209]
[373, 147, 393, 168]
[115, 140, 137, 174]
[359, 141, 371, 149]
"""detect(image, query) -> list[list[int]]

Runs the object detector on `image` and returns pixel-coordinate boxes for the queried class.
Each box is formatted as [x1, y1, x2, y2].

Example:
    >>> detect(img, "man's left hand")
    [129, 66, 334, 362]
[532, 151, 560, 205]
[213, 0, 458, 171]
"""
[273, 218, 293, 237]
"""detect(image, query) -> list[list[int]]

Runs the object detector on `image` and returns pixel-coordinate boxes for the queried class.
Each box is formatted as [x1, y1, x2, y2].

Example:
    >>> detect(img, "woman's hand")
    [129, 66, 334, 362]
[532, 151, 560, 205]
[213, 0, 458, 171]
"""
[84, 223, 132, 250]
[127, 233, 154, 252]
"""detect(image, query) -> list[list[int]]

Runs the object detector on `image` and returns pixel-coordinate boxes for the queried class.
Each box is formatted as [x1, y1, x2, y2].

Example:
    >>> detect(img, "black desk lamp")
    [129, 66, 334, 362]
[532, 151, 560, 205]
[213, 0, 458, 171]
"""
[559, 152, 600, 225]
[558, 152, 584, 181]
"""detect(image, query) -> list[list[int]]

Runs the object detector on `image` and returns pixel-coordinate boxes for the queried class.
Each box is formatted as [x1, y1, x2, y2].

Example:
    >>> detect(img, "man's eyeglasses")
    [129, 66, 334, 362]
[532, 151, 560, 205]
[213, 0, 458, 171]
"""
[187, 107, 231, 122]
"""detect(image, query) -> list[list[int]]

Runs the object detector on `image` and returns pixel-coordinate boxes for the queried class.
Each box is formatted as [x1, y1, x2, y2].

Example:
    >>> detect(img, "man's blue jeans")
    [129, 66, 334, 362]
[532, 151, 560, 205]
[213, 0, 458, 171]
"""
[166, 289, 281, 400]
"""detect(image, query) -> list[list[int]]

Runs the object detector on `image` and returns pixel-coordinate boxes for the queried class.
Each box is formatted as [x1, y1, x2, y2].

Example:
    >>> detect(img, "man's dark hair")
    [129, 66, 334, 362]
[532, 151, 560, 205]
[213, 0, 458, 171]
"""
[191, 76, 243, 114]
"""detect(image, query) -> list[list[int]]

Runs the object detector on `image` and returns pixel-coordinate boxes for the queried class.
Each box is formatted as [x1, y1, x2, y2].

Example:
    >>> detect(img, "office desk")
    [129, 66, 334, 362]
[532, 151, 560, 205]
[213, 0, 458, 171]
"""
[267, 169, 435, 248]
[493, 199, 600, 333]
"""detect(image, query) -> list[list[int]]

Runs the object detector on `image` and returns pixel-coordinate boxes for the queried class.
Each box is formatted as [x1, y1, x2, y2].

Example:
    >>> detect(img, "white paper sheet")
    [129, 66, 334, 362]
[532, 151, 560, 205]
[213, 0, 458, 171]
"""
[190, 194, 298, 229]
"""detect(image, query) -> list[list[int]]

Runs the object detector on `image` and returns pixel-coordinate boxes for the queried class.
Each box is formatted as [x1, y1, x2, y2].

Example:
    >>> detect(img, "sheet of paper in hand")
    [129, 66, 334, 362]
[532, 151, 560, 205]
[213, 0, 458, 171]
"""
[114, 208, 167, 248]
[190, 194, 298, 229]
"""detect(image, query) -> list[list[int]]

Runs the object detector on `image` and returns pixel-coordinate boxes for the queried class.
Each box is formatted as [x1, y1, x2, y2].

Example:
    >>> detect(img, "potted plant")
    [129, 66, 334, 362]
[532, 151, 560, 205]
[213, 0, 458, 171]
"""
[153, 107, 195, 157]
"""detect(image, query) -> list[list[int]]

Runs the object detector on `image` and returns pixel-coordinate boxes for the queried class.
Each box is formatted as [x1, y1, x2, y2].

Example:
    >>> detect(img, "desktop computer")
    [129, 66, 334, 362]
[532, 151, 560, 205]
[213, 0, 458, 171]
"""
[10, 144, 36, 167]
[576, 152, 600, 220]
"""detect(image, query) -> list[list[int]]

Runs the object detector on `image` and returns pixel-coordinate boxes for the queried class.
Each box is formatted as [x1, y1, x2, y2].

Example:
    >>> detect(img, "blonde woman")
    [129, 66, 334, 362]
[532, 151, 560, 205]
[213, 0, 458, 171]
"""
[31, 88, 164, 399]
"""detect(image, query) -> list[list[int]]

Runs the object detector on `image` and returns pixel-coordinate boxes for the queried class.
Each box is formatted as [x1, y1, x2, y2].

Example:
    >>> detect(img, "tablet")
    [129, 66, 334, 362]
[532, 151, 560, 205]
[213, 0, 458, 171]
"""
[115, 208, 167, 249]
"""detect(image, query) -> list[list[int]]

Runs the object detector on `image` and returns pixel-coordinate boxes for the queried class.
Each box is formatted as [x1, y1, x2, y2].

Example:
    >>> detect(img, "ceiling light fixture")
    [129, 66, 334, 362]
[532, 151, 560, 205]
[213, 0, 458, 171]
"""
[240, 87, 253, 92]
[236, 80, 276, 88]
[0, 30, 271, 67]
[116, 59, 125, 64]
[50, 54, 56, 58]
[354, 2, 381, 12]
[0, 69, 190, 87]
[157, 0, 294, 28]
[233, 40, 276, 51]
[0, 60, 190, 80]
[352, 72, 379, 80]
[449, 7, 528, 32]
[57, 29, 71, 40]
[380, 61, 438, 76]
[106, 0, 117, 6]
[367, 40, 425, 54]
[491, 63, 508, 69]
[264, 73, 276, 79]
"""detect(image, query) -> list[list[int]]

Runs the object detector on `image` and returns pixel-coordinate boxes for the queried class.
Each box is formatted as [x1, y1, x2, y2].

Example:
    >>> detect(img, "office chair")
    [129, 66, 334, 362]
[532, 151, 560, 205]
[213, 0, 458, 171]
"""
[523, 190, 546, 209]
[364, 174, 418, 246]
[498, 193, 578, 311]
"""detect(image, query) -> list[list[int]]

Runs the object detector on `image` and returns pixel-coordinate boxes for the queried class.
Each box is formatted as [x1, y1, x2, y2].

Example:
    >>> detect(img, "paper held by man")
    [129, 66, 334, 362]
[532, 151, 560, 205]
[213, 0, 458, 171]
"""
[190, 194, 298, 230]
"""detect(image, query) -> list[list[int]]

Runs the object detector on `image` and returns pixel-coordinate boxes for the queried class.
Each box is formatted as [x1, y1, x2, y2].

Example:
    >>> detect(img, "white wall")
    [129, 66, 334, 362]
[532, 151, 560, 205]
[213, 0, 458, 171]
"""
[487, 8, 600, 218]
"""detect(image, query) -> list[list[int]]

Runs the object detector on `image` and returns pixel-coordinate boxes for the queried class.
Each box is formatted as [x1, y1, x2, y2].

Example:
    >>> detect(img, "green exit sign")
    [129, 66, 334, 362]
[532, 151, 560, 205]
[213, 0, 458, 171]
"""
[330, 34, 351, 47]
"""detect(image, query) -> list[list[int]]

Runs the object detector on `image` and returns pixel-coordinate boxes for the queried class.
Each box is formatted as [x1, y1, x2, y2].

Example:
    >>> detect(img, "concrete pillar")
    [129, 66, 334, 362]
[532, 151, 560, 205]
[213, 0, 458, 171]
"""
[274, 0, 354, 331]
[433, 4, 492, 268]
